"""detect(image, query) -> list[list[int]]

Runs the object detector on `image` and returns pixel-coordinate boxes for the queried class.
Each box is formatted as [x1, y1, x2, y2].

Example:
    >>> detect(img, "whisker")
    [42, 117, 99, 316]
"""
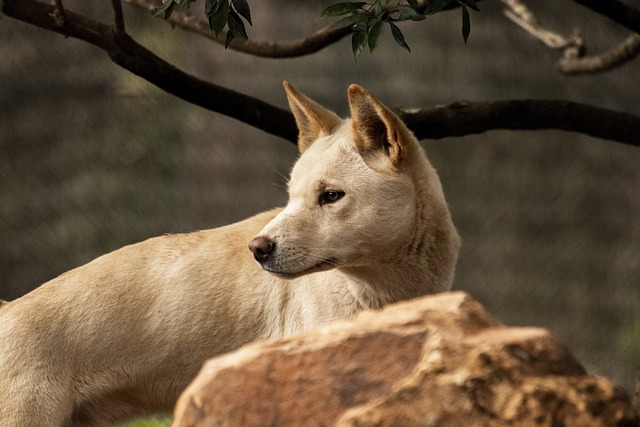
[266, 163, 291, 190]
[270, 182, 288, 191]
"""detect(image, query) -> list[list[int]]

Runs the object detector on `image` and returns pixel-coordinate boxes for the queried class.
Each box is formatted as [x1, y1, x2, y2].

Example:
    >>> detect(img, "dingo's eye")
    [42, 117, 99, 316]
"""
[319, 190, 345, 205]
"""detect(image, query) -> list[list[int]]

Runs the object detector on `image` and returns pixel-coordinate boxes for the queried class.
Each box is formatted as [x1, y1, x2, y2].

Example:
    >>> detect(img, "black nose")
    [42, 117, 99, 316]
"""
[248, 236, 274, 263]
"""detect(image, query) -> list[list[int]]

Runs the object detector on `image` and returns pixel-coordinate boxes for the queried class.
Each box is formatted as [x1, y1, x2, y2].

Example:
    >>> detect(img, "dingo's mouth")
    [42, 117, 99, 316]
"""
[261, 258, 338, 277]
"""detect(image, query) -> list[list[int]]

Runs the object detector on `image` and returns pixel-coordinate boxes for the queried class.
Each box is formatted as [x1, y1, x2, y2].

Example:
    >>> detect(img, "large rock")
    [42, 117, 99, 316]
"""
[172, 292, 638, 427]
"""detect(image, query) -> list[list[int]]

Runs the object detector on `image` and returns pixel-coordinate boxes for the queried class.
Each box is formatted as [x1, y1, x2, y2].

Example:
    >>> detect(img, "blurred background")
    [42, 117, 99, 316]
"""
[1, 0, 638, 398]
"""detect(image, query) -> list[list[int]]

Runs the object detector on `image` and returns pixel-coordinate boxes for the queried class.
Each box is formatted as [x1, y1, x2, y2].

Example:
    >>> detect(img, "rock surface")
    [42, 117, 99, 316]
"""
[172, 291, 638, 427]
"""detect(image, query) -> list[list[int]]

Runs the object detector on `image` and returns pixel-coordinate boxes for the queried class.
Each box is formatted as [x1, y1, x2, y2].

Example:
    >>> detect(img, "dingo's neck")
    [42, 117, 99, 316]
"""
[339, 261, 441, 310]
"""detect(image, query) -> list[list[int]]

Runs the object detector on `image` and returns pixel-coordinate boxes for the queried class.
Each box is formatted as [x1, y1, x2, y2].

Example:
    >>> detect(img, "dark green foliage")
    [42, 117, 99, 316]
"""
[155, 0, 252, 47]
[389, 21, 410, 53]
[317, 2, 367, 20]
[318, 1, 479, 61]
[154, 1, 478, 58]
[462, 5, 470, 44]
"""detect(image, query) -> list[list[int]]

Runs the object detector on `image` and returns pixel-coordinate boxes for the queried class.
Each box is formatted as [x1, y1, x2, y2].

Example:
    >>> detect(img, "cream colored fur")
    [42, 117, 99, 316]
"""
[0, 83, 460, 426]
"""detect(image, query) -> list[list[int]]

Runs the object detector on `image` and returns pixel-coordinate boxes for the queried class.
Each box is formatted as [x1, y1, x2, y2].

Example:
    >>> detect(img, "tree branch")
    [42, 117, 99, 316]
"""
[123, 0, 351, 58]
[123, 0, 470, 58]
[1, 0, 297, 142]
[398, 101, 640, 146]
[558, 33, 640, 75]
[502, 0, 581, 51]
[502, 0, 640, 74]
[2, 0, 640, 147]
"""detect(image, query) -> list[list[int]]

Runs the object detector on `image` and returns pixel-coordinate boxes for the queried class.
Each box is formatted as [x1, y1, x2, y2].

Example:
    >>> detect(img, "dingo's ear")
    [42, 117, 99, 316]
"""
[348, 84, 410, 169]
[284, 81, 342, 153]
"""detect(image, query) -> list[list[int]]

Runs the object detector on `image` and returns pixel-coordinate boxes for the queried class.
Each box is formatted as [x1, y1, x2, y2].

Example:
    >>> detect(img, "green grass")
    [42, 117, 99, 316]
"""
[119, 416, 172, 427]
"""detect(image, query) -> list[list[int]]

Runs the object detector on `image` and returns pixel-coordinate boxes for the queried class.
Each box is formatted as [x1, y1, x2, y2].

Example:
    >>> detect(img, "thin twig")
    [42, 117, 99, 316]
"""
[500, 0, 536, 28]
[123, 0, 349, 58]
[558, 33, 640, 75]
[501, 0, 582, 51]
[501, 0, 640, 75]
[111, 0, 126, 35]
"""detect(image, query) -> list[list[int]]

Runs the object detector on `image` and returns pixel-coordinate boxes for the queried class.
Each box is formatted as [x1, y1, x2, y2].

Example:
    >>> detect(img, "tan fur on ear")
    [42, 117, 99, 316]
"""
[283, 81, 343, 153]
[348, 84, 410, 168]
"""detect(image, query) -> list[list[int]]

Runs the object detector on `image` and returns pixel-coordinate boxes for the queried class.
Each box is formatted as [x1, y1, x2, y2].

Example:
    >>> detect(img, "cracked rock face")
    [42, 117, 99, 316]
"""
[172, 291, 638, 427]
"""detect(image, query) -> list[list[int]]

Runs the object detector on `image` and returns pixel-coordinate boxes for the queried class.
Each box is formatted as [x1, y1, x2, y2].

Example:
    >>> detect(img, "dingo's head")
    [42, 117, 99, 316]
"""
[249, 83, 458, 286]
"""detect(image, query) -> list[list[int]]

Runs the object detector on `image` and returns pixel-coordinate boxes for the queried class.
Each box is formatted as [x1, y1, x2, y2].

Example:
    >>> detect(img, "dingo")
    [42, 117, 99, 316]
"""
[0, 83, 460, 426]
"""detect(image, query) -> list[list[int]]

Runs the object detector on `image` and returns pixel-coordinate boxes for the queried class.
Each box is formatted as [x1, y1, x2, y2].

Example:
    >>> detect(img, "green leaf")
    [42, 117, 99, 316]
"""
[224, 30, 235, 48]
[373, 1, 384, 18]
[204, 0, 222, 15]
[207, 0, 229, 38]
[227, 9, 248, 40]
[318, 2, 367, 21]
[352, 30, 368, 62]
[389, 22, 410, 52]
[352, 21, 368, 33]
[368, 19, 384, 53]
[331, 13, 370, 30]
[461, 5, 470, 44]
[231, 0, 252, 26]
[389, 6, 425, 22]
